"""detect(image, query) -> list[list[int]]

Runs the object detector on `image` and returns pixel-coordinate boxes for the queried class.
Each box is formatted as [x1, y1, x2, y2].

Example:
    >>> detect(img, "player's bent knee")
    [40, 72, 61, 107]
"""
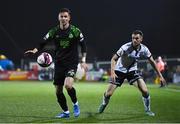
[142, 88, 148, 94]
[64, 84, 72, 90]
[142, 90, 149, 96]
[106, 91, 113, 96]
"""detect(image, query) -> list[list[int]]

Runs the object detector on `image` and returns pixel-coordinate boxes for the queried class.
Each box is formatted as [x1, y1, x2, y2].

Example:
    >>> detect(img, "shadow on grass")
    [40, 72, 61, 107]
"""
[0, 112, 145, 123]
[69, 112, 144, 123]
[0, 114, 56, 123]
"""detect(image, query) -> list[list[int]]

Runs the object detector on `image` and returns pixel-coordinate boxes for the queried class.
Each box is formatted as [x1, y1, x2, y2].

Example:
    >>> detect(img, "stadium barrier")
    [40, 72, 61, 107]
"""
[1, 57, 179, 83]
[0, 70, 38, 80]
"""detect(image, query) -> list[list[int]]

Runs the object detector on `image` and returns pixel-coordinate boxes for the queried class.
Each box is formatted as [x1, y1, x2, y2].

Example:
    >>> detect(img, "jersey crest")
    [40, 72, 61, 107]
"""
[68, 33, 73, 39]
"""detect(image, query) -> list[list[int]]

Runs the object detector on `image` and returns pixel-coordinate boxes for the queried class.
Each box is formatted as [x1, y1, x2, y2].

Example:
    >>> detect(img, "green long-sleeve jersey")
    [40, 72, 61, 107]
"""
[38, 25, 87, 65]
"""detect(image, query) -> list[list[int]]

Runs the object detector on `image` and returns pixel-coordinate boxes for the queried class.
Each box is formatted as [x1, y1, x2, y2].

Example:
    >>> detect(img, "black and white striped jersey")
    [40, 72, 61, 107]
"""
[115, 42, 151, 73]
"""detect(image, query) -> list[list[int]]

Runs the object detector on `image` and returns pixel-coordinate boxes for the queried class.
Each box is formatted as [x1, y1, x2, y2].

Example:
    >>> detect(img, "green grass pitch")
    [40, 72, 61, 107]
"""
[0, 81, 180, 123]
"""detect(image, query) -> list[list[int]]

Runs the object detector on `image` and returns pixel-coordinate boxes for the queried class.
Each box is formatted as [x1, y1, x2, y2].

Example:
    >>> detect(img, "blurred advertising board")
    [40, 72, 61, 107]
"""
[0, 71, 38, 80]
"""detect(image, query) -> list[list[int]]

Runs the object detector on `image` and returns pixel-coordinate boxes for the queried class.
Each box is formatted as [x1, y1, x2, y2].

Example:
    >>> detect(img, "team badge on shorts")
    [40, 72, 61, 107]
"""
[67, 69, 75, 77]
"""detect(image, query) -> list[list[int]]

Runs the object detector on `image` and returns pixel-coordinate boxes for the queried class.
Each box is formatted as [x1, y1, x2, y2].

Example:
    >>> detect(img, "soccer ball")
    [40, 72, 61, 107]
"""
[37, 52, 53, 67]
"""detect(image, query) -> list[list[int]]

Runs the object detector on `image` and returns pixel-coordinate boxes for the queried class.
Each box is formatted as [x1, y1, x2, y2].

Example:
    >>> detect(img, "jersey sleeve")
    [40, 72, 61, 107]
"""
[43, 27, 57, 41]
[74, 27, 87, 53]
[116, 44, 126, 57]
[37, 27, 57, 51]
[79, 31, 87, 53]
[116, 48, 123, 57]
[73, 27, 84, 42]
[79, 32, 84, 42]
[143, 46, 152, 58]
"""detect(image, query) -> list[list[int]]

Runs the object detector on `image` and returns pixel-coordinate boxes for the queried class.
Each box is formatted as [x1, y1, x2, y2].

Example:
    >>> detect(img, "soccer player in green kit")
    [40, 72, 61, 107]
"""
[25, 8, 88, 118]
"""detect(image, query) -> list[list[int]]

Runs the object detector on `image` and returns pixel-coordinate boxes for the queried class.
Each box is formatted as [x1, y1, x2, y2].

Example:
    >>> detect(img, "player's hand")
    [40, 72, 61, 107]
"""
[80, 62, 88, 72]
[111, 71, 118, 83]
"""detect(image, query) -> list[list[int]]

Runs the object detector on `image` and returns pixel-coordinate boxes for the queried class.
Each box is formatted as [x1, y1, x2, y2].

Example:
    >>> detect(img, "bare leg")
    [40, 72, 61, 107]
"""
[64, 76, 80, 117]
[55, 85, 70, 118]
[55, 85, 68, 112]
[136, 79, 155, 116]
[64, 77, 77, 104]
[98, 83, 117, 113]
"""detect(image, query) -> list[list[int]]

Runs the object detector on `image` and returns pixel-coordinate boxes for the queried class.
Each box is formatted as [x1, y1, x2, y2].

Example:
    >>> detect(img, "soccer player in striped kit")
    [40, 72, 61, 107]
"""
[98, 30, 166, 116]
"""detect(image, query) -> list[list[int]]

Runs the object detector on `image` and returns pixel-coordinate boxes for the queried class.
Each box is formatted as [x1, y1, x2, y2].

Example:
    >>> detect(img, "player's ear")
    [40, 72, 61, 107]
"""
[140, 35, 143, 41]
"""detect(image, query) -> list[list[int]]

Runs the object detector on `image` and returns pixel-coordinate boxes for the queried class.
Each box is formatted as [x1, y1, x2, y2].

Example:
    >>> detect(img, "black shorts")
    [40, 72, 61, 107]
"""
[53, 63, 78, 85]
[110, 70, 142, 87]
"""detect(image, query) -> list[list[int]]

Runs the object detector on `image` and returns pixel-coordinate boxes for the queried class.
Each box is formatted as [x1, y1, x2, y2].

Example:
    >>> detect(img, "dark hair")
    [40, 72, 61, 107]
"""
[132, 30, 143, 36]
[59, 8, 71, 15]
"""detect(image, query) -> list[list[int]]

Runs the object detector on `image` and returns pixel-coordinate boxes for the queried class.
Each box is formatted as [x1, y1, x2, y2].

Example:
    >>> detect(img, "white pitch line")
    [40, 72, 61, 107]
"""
[164, 88, 180, 92]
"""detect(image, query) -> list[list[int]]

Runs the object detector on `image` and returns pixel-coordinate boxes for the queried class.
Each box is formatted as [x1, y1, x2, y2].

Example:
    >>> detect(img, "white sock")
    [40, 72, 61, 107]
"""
[102, 95, 106, 105]
[74, 101, 78, 105]
[64, 111, 70, 114]
[142, 95, 150, 111]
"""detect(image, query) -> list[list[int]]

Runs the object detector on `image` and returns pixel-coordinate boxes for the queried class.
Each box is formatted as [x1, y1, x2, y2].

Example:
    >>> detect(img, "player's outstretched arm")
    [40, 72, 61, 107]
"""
[111, 54, 118, 83]
[24, 48, 38, 56]
[80, 53, 88, 72]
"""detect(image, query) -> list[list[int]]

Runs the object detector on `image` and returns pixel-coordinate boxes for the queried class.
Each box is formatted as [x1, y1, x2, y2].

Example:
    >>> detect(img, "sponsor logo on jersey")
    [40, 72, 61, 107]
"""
[68, 70, 75, 77]
[60, 40, 70, 48]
